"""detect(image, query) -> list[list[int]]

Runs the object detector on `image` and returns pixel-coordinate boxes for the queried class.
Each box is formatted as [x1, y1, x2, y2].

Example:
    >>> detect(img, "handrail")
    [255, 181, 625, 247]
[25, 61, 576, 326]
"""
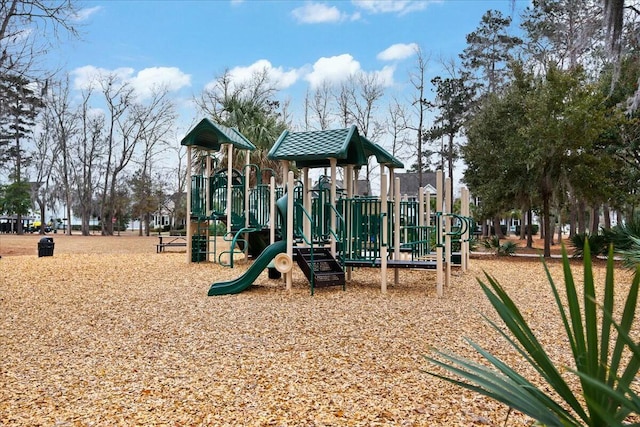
[324, 203, 345, 244]
[244, 163, 262, 185]
[443, 213, 471, 239]
[294, 202, 315, 246]
[294, 201, 317, 292]
[325, 203, 345, 272]
[398, 224, 433, 258]
[218, 226, 257, 268]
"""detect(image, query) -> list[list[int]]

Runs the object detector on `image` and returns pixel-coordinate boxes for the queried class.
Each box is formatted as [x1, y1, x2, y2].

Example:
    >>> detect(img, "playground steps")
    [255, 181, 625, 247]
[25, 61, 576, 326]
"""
[294, 247, 345, 288]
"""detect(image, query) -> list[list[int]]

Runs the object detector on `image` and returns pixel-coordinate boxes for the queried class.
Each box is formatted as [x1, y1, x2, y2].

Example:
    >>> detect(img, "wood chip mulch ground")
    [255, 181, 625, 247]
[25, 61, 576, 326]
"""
[0, 233, 637, 426]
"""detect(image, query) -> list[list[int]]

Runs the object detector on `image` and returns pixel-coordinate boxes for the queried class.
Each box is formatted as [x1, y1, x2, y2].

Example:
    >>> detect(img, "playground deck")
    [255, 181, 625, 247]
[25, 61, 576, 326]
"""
[344, 259, 438, 269]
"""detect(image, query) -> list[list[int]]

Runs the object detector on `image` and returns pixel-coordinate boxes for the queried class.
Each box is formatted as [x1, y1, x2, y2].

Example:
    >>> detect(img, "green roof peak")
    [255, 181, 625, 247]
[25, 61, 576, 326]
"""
[181, 118, 256, 152]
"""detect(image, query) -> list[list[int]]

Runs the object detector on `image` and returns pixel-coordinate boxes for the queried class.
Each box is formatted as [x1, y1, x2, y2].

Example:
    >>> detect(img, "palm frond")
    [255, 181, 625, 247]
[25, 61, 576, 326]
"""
[424, 240, 640, 426]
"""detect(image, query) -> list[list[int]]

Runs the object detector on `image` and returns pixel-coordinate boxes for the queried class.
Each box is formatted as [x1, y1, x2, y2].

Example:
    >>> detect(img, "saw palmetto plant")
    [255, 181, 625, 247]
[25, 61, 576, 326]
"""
[425, 241, 640, 426]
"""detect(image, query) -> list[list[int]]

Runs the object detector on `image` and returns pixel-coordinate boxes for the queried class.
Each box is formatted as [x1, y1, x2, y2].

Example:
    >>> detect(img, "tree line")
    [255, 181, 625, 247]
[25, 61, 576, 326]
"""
[462, 0, 640, 256]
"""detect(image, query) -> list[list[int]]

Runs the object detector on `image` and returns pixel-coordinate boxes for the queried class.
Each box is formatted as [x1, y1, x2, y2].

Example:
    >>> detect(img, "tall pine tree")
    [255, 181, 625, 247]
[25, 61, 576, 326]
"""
[0, 74, 42, 233]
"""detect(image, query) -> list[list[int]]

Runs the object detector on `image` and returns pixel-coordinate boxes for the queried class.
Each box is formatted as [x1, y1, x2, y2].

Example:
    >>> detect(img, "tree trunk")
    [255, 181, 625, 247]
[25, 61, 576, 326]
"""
[505, 215, 510, 237]
[569, 202, 577, 238]
[557, 207, 563, 245]
[577, 199, 586, 234]
[81, 215, 90, 236]
[494, 216, 504, 238]
[39, 204, 46, 235]
[603, 204, 611, 229]
[557, 211, 563, 245]
[145, 213, 151, 237]
[543, 194, 552, 258]
[527, 209, 533, 249]
[519, 205, 526, 240]
[591, 205, 600, 234]
[66, 203, 73, 236]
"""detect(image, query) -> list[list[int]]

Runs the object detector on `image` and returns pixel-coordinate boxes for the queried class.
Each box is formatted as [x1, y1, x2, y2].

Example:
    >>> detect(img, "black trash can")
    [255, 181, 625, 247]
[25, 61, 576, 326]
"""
[38, 237, 54, 257]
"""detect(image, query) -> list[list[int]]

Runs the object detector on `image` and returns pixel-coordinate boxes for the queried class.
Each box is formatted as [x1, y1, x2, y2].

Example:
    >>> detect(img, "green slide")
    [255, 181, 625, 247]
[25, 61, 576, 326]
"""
[208, 240, 287, 296]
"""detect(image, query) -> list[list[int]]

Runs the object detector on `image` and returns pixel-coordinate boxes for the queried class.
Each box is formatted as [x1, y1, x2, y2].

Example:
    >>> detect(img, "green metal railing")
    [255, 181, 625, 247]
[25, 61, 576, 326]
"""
[294, 202, 318, 293]
[218, 226, 258, 268]
[191, 175, 206, 216]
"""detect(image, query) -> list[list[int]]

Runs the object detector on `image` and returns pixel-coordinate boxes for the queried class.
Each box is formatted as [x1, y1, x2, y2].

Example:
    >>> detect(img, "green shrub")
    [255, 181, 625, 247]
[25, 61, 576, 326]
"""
[482, 236, 517, 256]
[482, 235, 500, 251]
[497, 240, 518, 256]
[425, 242, 640, 426]
[570, 233, 609, 258]
[603, 218, 640, 254]
[618, 235, 640, 270]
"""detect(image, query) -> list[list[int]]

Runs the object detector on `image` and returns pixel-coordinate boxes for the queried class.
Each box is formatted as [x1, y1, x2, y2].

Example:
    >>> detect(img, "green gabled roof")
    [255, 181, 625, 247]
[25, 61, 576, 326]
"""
[361, 136, 404, 169]
[267, 125, 367, 168]
[180, 118, 256, 152]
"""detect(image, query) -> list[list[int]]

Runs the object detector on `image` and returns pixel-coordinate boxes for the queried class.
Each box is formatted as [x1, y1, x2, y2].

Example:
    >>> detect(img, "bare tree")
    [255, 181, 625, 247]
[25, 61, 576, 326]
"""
[103, 87, 175, 235]
[46, 78, 78, 235]
[407, 47, 431, 186]
[166, 144, 187, 230]
[342, 72, 386, 184]
[98, 73, 133, 235]
[31, 98, 61, 234]
[0, 0, 80, 79]
[310, 80, 333, 130]
[335, 80, 351, 128]
[73, 85, 105, 235]
[386, 97, 412, 164]
[132, 87, 176, 235]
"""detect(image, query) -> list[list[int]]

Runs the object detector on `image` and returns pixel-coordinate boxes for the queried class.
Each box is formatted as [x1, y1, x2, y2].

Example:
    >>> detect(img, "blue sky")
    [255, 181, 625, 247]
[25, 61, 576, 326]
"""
[57, 0, 526, 156]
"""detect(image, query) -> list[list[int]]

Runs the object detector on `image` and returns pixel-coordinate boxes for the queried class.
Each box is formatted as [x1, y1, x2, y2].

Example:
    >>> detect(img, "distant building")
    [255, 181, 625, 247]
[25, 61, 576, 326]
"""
[394, 172, 437, 199]
[335, 179, 372, 196]
[150, 191, 186, 231]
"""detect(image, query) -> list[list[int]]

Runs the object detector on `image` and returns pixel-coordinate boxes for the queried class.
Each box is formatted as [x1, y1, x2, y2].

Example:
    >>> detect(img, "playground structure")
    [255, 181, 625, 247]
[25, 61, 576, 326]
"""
[181, 119, 472, 297]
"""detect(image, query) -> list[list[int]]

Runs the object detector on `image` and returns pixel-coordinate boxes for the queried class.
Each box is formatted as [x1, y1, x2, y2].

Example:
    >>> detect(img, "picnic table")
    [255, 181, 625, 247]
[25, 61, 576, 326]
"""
[156, 235, 187, 253]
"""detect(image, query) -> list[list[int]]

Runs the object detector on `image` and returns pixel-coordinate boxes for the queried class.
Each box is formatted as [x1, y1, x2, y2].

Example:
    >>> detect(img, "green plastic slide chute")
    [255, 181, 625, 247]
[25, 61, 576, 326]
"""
[208, 194, 289, 296]
[207, 239, 287, 295]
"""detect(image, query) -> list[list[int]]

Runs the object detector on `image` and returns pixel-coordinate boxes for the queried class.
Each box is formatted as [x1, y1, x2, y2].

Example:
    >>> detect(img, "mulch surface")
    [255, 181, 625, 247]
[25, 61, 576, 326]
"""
[0, 232, 637, 426]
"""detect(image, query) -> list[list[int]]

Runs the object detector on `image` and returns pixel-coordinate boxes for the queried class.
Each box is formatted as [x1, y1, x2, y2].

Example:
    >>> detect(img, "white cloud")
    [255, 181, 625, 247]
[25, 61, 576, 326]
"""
[304, 54, 362, 88]
[129, 67, 192, 99]
[70, 65, 191, 100]
[303, 55, 396, 90]
[70, 65, 134, 90]
[352, 0, 432, 15]
[73, 6, 102, 22]
[291, 2, 349, 24]
[205, 59, 300, 92]
[373, 65, 396, 87]
[377, 43, 418, 61]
